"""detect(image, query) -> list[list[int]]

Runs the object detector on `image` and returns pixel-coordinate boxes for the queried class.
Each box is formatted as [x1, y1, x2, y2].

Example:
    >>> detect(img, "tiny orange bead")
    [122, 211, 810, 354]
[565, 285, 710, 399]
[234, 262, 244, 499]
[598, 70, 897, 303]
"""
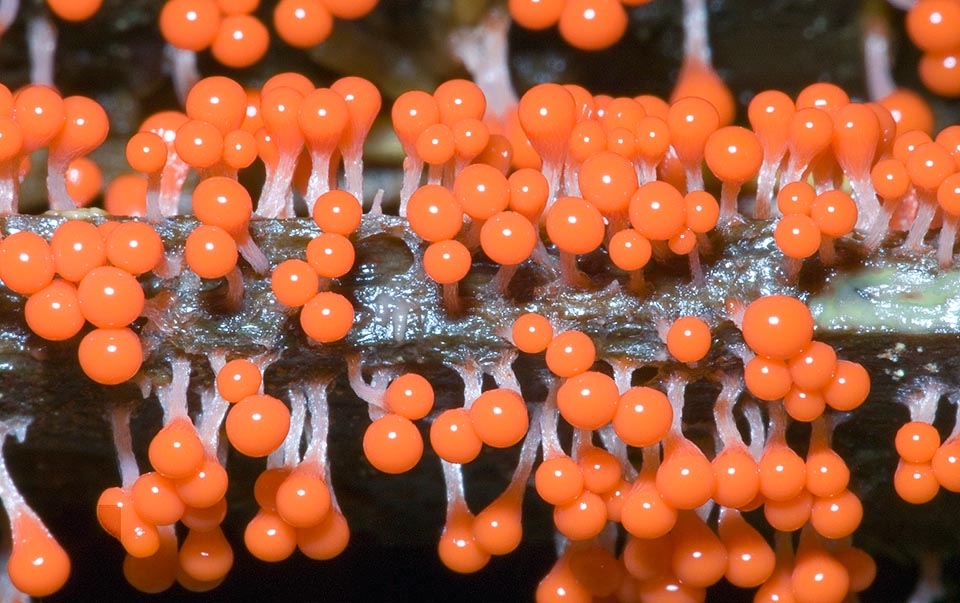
[907, 141, 955, 191]
[216, 358, 262, 403]
[788, 341, 838, 391]
[132, 471, 185, 526]
[835, 546, 877, 594]
[774, 213, 821, 259]
[545, 196, 605, 255]
[473, 492, 523, 556]
[437, 510, 489, 574]
[106, 221, 164, 276]
[174, 119, 224, 169]
[7, 513, 71, 598]
[810, 489, 863, 539]
[50, 219, 106, 283]
[718, 510, 775, 588]
[148, 417, 205, 479]
[558, 0, 628, 51]
[306, 233, 355, 279]
[78, 327, 143, 385]
[805, 445, 850, 498]
[741, 295, 815, 360]
[822, 360, 870, 411]
[557, 370, 619, 430]
[758, 443, 807, 502]
[535, 455, 584, 506]
[784, 386, 828, 423]
[47, 0, 102, 20]
[313, 189, 362, 235]
[271, 259, 319, 307]
[384, 373, 434, 420]
[777, 180, 816, 215]
[126, 131, 167, 174]
[0, 232, 56, 295]
[222, 129, 258, 170]
[452, 118, 490, 160]
[185, 76, 247, 135]
[748, 89, 795, 158]
[104, 174, 147, 217]
[895, 459, 940, 504]
[275, 468, 331, 527]
[300, 291, 354, 342]
[191, 176, 253, 236]
[712, 445, 761, 509]
[553, 490, 608, 541]
[178, 527, 234, 583]
[629, 181, 686, 241]
[296, 510, 350, 560]
[578, 446, 621, 495]
[671, 510, 728, 588]
[744, 356, 792, 401]
[511, 312, 553, 354]
[423, 239, 471, 285]
[545, 330, 595, 377]
[211, 14, 270, 68]
[391, 90, 440, 153]
[122, 526, 178, 594]
[666, 96, 720, 167]
[665, 316, 711, 363]
[24, 279, 85, 341]
[14, 85, 65, 153]
[407, 185, 463, 242]
[684, 190, 720, 234]
[429, 408, 482, 464]
[656, 439, 715, 510]
[363, 413, 424, 474]
[613, 386, 673, 447]
[415, 123, 455, 165]
[763, 489, 813, 532]
[159, 0, 220, 51]
[704, 125, 763, 184]
[907, 0, 960, 53]
[77, 266, 145, 328]
[433, 79, 486, 127]
[608, 228, 652, 272]
[620, 476, 678, 539]
[507, 167, 549, 220]
[453, 163, 510, 221]
[577, 150, 638, 214]
[175, 456, 228, 509]
[517, 83, 576, 165]
[244, 509, 297, 562]
[509, 0, 564, 30]
[480, 211, 536, 266]
[896, 421, 941, 463]
[811, 190, 857, 238]
[932, 438, 960, 491]
[537, 555, 592, 603]
[254, 468, 290, 511]
[568, 120, 607, 164]
[225, 394, 291, 457]
[469, 388, 529, 448]
[274, 0, 333, 48]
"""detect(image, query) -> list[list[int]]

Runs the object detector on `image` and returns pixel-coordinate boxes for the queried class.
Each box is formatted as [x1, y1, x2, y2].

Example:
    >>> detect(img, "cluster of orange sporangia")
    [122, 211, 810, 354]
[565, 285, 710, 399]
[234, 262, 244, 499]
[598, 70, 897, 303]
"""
[0, 68, 943, 600]
[159, 0, 379, 69]
[892, 380, 960, 505]
[3, 50, 959, 596]
[508, 0, 652, 51]
[92, 354, 347, 593]
[906, 0, 960, 97]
